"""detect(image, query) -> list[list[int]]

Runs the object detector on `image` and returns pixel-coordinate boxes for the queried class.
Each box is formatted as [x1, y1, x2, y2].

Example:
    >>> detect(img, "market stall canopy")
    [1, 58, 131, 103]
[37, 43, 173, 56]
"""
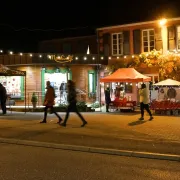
[0, 64, 26, 76]
[153, 79, 180, 86]
[100, 68, 151, 83]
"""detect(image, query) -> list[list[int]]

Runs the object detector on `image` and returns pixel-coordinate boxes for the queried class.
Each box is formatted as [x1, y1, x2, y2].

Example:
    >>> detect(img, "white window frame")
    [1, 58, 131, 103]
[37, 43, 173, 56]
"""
[142, 29, 155, 52]
[176, 26, 180, 50]
[111, 33, 123, 56]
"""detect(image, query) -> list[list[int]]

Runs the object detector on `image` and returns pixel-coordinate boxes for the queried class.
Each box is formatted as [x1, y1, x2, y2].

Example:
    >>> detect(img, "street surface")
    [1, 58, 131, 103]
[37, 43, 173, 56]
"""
[0, 144, 180, 180]
[0, 112, 180, 155]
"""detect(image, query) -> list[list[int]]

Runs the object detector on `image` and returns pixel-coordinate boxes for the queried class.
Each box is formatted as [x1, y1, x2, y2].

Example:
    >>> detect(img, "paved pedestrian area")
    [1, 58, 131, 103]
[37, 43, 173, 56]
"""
[0, 111, 180, 155]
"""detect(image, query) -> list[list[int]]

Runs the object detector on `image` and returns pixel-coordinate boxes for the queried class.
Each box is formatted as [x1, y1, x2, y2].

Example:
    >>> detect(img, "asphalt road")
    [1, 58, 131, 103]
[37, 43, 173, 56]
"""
[0, 144, 180, 180]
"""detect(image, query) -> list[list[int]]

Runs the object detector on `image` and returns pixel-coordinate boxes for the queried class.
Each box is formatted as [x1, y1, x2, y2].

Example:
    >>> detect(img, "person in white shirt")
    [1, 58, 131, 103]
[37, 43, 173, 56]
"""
[139, 83, 153, 121]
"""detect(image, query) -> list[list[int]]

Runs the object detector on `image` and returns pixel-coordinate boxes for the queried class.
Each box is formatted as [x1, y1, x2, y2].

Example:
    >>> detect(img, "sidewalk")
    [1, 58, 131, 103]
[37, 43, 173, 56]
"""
[0, 111, 180, 157]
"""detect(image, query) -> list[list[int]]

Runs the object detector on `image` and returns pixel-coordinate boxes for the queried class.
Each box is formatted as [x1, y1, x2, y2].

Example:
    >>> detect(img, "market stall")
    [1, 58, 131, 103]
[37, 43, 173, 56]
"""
[0, 64, 27, 112]
[100, 68, 151, 111]
[151, 79, 180, 115]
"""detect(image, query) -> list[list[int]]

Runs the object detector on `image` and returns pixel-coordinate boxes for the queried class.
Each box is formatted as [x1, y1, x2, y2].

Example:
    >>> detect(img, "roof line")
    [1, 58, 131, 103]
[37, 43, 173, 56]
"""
[39, 35, 96, 43]
[96, 17, 180, 30]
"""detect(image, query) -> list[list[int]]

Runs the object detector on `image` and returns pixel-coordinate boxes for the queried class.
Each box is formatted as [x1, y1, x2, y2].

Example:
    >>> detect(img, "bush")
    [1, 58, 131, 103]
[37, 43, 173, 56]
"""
[76, 101, 86, 108]
[91, 101, 100, 108]
[31, 92, 38, 102]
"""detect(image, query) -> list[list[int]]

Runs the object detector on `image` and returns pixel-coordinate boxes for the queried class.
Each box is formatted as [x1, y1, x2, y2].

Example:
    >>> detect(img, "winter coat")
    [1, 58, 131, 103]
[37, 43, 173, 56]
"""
[44, 86, 55, 106]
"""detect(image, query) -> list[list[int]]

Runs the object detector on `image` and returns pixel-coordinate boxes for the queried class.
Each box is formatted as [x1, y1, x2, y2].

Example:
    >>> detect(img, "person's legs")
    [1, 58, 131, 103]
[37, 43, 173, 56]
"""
[139, 102, 144, 120]
[144, 104, 153, 120]
[60, 105, 71, 126]
[106, 104, 109, 112]
[50, 106, 62, 123]
[1, 100, 6, 114]
[40, 106, 48, 123]
[74, 105, 87, 127]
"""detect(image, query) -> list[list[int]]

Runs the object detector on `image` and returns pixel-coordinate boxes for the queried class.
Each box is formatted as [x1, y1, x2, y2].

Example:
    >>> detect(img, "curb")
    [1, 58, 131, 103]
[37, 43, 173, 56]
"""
[0, 137, 180, 162]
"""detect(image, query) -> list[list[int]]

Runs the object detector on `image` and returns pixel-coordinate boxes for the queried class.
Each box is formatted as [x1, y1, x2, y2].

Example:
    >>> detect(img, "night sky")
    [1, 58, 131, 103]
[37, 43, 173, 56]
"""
[0, 0, 180, 52]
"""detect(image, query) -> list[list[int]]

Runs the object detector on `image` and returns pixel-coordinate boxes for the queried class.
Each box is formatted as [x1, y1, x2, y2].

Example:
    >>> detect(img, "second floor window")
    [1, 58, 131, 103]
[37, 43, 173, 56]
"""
[177, 26, 180, 50]
[142, 29, 155, 52]
[112, 33, 123, 55]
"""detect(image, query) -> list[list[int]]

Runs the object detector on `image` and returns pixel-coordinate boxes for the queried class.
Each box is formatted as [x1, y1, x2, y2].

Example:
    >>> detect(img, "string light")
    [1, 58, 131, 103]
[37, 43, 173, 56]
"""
[9, 51, 13, 55]
[117, 57, 119, 59]
[84, 57, 87, 60]
[30, 54, 32, 57]
[0, 50, 3, 53]
[108, 56, 111, 59]
[20, 53, 23, 56]
[75, 57, 78, 60]
[39, 55, 42, 58]
[92, 57, 95, 60]
[101, 56, 104, 60]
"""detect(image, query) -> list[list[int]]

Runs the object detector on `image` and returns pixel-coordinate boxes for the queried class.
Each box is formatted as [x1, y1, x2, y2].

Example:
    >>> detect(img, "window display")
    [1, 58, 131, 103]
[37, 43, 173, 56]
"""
[44, 72, 69, 104]
[0, 76, 22, 98]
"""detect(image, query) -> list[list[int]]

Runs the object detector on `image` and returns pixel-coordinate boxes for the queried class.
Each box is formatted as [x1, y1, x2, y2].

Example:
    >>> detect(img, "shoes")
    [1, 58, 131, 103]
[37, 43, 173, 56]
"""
[149, 116, 154, 121]
[57, 118, 63, 124]
[81, 121, 87, 127]
[40, 120, 46, 123]
[139, 117, 144, 120]
[60, 123, 66, 127]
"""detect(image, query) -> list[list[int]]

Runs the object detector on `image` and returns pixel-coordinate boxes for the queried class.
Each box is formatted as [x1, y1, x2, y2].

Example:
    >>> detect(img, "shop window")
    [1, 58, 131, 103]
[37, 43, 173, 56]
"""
[125, 83, 133, 93]
[88, 70, 96, 97]
[41, 68, 72, 104]
[142, 29, 155, 52]
[0, 76, 24, 99]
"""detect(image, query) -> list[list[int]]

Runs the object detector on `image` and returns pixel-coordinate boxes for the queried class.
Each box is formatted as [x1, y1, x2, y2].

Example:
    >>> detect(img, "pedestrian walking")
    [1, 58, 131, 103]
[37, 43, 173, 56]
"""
[60, 80, 87, 127]
[139, 83, 153, 121]
[40, 81, 63, 123]
[0, 83, 7, 114]
[105, 87, 111, 112]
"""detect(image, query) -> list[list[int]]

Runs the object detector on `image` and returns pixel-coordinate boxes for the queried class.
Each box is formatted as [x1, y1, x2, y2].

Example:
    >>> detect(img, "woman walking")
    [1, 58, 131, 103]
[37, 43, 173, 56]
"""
[40, 81, 63, 123]
[60, 80, 87, 127]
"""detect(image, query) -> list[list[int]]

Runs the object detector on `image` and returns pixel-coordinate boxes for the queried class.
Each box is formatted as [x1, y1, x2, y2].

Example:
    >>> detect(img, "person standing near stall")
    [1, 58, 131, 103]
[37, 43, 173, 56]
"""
[0, 83, 7, 115]
[105, 87, 111, 112]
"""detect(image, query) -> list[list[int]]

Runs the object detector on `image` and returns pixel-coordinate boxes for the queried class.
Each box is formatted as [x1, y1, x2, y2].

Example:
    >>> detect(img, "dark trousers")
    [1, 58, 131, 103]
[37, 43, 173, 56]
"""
[43, 106, 61, 121]
[1, 100, 6, 114]
[140, 102, 152, 117]
[106, 104, 109, 112]
[63, 102, 86, 124]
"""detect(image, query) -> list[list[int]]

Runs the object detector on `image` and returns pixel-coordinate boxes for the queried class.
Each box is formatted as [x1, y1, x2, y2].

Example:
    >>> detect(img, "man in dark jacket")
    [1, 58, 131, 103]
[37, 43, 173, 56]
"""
[105, 87, 111, 112]
[0, 83, 7, 114]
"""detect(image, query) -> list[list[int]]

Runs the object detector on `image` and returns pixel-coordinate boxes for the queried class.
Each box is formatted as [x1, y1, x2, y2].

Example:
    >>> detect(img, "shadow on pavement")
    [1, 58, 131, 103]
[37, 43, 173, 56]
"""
[128, 120, 147, 126]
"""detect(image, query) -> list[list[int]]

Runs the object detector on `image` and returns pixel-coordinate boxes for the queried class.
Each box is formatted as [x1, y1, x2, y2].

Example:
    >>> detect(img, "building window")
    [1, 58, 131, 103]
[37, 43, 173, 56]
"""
[177, 26, 180, 50]
[142, 29, 155, 52]
[112, 33, 123, 55]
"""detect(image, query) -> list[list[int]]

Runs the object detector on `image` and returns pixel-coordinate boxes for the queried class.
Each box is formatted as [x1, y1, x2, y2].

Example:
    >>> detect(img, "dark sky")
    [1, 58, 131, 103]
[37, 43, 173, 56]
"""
[0, 0, 180, 52]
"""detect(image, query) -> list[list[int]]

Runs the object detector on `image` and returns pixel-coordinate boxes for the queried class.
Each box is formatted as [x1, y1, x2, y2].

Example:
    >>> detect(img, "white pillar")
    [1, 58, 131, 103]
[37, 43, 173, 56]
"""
[161, 26, 168, 54]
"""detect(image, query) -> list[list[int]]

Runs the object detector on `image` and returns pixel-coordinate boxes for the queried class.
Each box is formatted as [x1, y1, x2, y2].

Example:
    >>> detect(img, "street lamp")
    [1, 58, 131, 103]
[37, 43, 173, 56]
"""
[159, 18, 167, 26]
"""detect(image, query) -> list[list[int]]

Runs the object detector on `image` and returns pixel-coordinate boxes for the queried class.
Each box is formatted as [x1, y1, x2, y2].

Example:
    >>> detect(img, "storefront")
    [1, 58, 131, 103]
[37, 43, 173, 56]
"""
[0, 53, 108, 106]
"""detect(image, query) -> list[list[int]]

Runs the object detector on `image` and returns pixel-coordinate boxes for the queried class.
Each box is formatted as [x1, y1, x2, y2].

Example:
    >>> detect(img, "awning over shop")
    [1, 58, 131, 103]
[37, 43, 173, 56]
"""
[0, 64, 26, 76]
[100, 68, 151, 83]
